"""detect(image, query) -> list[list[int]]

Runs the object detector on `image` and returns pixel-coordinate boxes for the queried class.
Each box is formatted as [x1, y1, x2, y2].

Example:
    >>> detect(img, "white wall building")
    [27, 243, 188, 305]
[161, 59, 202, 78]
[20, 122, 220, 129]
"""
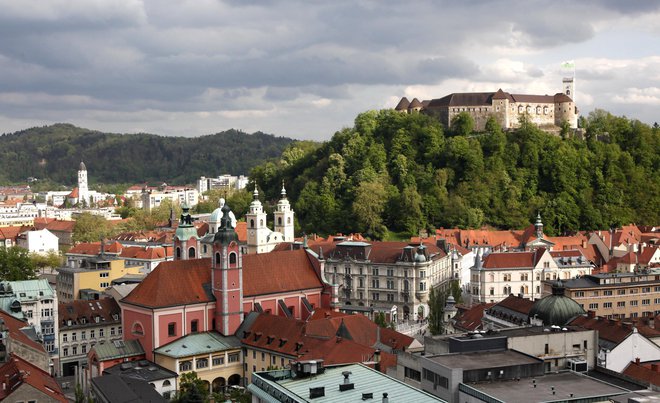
[16, 228, 59, 254]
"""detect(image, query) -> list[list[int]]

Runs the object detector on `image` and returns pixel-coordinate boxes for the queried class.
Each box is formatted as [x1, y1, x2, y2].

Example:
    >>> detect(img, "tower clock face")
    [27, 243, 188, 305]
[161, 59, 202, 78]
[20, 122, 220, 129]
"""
[249, 230, 255, 237]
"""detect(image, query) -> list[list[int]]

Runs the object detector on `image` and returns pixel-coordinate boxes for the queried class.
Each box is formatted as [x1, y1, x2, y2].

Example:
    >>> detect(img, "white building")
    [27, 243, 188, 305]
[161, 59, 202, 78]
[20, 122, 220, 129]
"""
[16, 228, 59, 254]
[197, 174, 249, 194]
[0, 279, 59, 357]
[245, 185, 294, 254]
[141, 186, 199, 211]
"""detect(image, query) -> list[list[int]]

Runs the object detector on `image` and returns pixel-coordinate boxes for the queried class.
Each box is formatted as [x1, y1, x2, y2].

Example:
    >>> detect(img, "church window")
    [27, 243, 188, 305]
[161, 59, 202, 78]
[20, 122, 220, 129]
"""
[176, 247, 181, 259]
[229, 252, 237, 265]
[215, 253, 221, 265]
[287, 217, 291, 224]
[278, 217, 282, 225]
[191, 320, 198, 333]
[168, 322, 177, 337]
[250, 219, 254, 228]
[188, 247, 196, 259]
[203, 245, 207, 254]
[260, 219, 264, 227]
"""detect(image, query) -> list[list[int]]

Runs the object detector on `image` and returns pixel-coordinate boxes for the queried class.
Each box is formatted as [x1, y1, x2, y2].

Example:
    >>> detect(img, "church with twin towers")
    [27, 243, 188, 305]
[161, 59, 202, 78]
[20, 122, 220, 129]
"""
[173, 183, 295, 260]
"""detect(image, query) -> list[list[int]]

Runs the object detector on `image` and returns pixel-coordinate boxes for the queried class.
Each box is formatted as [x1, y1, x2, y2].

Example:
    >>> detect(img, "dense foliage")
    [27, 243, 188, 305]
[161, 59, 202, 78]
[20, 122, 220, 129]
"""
[0, 124, 294, 185]
[0, 247, 38, 281]
[250, 109, 660, 237]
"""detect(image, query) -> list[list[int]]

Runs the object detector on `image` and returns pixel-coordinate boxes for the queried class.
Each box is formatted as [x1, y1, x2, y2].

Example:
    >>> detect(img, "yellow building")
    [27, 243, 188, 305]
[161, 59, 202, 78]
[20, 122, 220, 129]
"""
[56, 257, 141, 302]
[153, 331, 243, 394]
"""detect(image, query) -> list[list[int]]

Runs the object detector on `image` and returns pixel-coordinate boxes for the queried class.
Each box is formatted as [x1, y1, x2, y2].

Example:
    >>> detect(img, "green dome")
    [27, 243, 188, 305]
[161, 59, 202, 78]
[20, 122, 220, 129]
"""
[528, 282, 585, 326]
[175, 204, 199, 241]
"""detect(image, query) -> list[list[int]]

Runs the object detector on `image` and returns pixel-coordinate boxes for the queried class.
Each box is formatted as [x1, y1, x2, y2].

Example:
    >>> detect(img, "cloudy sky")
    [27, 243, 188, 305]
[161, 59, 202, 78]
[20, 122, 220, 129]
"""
[1, 1, 659, 141]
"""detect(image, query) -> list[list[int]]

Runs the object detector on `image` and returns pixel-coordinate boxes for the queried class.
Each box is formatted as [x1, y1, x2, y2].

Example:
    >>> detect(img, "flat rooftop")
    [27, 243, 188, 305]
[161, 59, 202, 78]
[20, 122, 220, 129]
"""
[461, 371, 628, 403]
[429, 350, 540, 370]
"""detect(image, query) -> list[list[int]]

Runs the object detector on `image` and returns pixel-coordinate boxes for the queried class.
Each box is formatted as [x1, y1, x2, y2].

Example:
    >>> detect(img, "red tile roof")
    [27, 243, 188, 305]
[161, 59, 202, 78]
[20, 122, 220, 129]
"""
[569, 315, 660, 344]
[0, 354, 67, 402]
[0, 310, 46, 353]
[68, 187, 79, 198]
[240, 313, 397, 370]
[33, 217, 56, 229]
[492, 295, 535, 315]
[242, 249, 323, 297]
[121, 258, 213, 308]
[59, 298, 121, 328]
[120, 246, 170, 260]
[304, 239, 446, 264]
[122, 250, 324, 308]
[453, 303, 494, 331]
[622, 361, 660, 386]
[482, 249, 547, 269]
[0, 226, 30, 241]
[44, 219, 76, 232]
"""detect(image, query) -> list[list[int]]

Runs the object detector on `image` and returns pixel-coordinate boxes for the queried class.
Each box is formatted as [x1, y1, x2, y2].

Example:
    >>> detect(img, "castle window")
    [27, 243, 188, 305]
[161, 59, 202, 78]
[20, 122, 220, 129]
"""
[188, 247, 196, 259]
[229, 252, 237, 265]
[250, 219, 254, 228]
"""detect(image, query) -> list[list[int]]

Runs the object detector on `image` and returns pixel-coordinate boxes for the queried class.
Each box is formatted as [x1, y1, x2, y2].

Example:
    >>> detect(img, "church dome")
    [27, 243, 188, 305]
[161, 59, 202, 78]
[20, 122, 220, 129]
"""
[209, 200, 224, 223]
[79, 161, 87, 171]
[528, 281, 585, 326]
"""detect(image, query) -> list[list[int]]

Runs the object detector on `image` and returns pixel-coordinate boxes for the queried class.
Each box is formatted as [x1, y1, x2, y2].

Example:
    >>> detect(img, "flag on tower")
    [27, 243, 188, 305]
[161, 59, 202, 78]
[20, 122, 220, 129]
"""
[561, 60, 575, 69]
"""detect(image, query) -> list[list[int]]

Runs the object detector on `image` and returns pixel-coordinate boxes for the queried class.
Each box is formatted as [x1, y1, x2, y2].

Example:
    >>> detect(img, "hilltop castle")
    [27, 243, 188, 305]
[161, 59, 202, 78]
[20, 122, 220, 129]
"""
[396, 77, 578, 131]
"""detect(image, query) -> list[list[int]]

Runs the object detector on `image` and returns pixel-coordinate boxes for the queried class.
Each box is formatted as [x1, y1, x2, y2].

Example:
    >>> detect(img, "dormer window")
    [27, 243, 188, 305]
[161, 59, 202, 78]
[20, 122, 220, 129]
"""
[295, 342, 304, 352]
[254, 332, 262, 341]
[95, 316, 100, 323]
[80, 317, 87, 324]
[266, 335, 275, 344]
[112, 314, 119, 321]
[279, 338, 288, 347]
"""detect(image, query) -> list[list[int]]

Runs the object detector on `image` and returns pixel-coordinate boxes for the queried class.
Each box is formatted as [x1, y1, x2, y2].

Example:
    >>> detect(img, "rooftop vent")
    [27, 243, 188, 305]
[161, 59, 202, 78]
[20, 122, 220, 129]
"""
[339, 371, 354, 391]
[362, 392, 373, 400]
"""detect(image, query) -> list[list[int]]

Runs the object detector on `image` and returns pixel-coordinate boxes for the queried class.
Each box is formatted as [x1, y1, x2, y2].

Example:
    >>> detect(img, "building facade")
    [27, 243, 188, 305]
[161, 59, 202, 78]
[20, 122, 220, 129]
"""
[58, 298, 123, 376]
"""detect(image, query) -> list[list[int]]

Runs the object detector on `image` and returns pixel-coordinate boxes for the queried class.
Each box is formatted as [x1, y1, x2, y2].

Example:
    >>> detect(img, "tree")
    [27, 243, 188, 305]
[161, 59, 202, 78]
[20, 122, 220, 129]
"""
[352, 180, 388, 239]
[30, 250, 63, 271]
[173, 371, 209, 403]
[0, 247, 37, 281]
[450, 112, 475, 137]
[428, 286, 447, 335]
[72, 213, 113, 244]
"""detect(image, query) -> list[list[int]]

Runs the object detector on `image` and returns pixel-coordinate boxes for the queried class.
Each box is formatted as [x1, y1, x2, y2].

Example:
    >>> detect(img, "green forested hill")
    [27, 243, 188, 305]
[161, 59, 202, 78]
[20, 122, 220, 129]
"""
[0, 124, 294, 185]
[250, 110, 660, 238]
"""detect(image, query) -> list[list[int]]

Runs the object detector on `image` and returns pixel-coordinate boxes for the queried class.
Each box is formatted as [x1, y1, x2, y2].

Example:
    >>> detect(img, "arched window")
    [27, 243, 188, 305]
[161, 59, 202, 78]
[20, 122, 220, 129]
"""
[287, 217, 291, 224]
[518, 105, 524, 114]
[278, 217, 282, 225]
[229, 252, 237, 265]
[260, 219, 264, 227]
[536, 106, 541, 114]
[188, 247, 195, 259]
[403, 280, 409, 291]
[215, 253, 221, 265]
[176, 247, 181, 259]
[132, 322, 144, 336]
[250, 219, 255, 228]
[543, 106, 548, 115]
[163, 380, 171, 387]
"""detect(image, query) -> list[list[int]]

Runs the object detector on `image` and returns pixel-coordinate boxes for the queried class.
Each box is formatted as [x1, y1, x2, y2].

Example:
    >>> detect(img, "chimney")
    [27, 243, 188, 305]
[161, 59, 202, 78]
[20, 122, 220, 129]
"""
[636, 358, 641, 365]
[339, 371, 354, 391]
[382, 393, 389, 403]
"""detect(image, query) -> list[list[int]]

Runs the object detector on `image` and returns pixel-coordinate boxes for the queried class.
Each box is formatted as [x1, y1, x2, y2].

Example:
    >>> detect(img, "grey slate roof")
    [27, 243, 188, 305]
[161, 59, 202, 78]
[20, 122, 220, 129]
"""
[92, 374, 167, 402]
[93, 339, 144, 361]
[153, 331, 240, 358]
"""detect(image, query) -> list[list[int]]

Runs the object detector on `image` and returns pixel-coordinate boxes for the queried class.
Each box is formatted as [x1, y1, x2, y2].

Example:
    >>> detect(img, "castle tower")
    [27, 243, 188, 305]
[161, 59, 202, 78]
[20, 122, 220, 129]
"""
[562, 77, 575, 100]
[273, 182, 295, 242]
[173, 204, 200, 260]
[212, 203, 243, 336]
[78, 161, 89, 206]
[245, 185, 269, 254]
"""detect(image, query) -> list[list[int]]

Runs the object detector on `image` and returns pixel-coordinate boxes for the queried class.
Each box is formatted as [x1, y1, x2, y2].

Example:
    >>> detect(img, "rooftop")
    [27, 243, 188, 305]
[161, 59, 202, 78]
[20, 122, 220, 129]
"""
[429, 350, 540, 370]
[461, 371, 627, 403]
[104, 359, 177, 382]
[154, 331, 240, 358]
[91, 374, 167, 402]
[250, 363, 446, 403]
[93, 339, 145, 361]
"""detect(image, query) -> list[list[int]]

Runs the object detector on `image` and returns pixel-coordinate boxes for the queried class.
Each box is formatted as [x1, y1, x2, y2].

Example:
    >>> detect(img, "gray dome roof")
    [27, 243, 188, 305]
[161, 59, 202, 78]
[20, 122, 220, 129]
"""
[528, 282, 585, 326]
[214, 204, 238, 245]
[79, 161, 87, 171]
